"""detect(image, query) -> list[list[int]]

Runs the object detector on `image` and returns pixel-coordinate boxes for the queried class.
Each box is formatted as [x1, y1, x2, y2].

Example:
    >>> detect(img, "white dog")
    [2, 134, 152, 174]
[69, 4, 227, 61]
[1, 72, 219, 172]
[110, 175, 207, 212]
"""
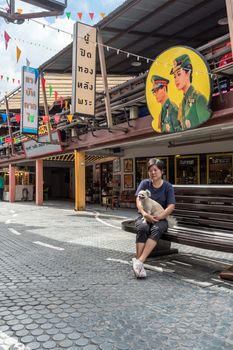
[137, 189, 177, 228]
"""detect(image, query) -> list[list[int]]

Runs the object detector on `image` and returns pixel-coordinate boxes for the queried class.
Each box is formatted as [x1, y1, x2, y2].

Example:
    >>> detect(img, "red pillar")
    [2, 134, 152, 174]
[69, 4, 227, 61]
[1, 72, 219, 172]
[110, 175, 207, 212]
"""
[36, 159, 43, 206]
[9, 164, 16, 202]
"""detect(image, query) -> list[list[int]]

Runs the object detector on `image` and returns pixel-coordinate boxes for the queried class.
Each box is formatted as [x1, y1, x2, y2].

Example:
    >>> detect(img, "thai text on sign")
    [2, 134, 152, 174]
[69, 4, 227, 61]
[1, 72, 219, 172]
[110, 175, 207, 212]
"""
[72, 22, 97, 116]
[21, 66, 39, 135]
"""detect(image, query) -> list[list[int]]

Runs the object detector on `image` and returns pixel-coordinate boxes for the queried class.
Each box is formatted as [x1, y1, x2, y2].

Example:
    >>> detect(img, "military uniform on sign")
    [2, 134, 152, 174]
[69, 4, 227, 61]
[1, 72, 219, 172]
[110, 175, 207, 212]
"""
[160, 98, 181, 133]
[170, 53, 211, 130]
[180, 85, 211, 129]
[151, 75, 181, 133]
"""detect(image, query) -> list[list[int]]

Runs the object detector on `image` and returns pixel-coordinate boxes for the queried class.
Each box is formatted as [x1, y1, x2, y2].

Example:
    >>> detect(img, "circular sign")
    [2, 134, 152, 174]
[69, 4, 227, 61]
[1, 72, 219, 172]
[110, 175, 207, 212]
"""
[146, 46, 212, 133]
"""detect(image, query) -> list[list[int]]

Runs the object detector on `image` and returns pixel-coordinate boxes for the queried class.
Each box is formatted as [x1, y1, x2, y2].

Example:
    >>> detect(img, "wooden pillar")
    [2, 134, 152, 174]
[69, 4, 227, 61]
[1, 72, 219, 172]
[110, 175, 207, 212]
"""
[74, 150, 85, 210]
[9, 164, 16, 202]
[226, 0, 233, 54]
[36, 159, 43, 206]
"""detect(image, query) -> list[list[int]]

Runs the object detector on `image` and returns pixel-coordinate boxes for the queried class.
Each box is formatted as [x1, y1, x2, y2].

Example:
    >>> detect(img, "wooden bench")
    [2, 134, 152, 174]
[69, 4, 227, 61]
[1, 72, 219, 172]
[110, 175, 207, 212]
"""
[122, 185, 233, 281]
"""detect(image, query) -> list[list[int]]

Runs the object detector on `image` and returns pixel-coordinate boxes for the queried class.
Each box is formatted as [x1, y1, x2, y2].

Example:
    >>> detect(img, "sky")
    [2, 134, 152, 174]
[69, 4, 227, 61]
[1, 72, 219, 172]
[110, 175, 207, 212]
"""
[0, 0, 126, 97]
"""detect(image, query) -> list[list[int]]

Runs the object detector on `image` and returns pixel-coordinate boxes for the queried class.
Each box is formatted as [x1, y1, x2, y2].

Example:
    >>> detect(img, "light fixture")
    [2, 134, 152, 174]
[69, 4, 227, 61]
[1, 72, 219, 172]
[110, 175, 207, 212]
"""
[131, 61, 142, 67]
[218, 17, 228, 25]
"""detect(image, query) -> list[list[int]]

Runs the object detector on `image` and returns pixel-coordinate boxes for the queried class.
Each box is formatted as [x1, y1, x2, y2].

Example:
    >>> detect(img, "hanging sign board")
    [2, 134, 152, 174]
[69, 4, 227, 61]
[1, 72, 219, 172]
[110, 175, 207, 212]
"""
[21, 66, 39, 135]
[23, 131, 62, 158]
[72, 22, 97, 116]
[146, 46, 212, 134]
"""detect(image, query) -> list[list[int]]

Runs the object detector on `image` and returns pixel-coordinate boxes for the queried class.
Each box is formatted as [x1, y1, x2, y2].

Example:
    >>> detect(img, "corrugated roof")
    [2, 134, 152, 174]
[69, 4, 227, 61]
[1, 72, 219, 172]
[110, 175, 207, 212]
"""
[0, 74, 133, 112]
[40, 0, 228, 75]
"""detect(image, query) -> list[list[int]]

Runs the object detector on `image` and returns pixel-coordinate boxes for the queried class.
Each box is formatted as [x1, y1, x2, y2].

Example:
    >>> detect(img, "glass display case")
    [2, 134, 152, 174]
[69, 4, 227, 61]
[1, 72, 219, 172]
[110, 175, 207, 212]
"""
[175, 155, 200, 184]
[207, 153, 233, 184]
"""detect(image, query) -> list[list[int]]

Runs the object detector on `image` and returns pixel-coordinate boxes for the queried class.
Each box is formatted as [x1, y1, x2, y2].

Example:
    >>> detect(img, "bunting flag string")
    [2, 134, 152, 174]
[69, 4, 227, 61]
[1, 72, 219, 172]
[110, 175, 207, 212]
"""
[4, 31, 11, 50]
[16, 46, 21, 63]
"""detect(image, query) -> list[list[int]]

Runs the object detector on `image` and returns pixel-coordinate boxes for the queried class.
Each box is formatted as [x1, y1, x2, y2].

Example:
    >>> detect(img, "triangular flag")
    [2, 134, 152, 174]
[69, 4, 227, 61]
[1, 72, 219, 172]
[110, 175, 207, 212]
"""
[77, 12, 82, 20]
[6, 77, 9, 82]
[0, 137, 3, 144]
[54, 115, 60, 124]
[100, 12, 106, 18]
[89, 13, 94, 20]
[26, 58, 30, 67]
[15, 114, 21, 124]
[66, 12, 71, 19]
[6, 137, 12, 144]
[29, 115, 35, 123]
[42, 115, 49, 123]
[18, 79, 20, 84]
[17, 8, 23, 14]
[12, 79, 15, 83]
[1, 114, 7, 122]
[16, 46, 21, 63]
[65, 100, 68, 110]
[4, 31, 11, 50]
[0, 75, 3, 80]
[49, 85, 52, 97]
[54, 91, 58, 101]
[60, 96, 63, 108]
[41, 76, 46, 91]
[67, 114, 73, 123]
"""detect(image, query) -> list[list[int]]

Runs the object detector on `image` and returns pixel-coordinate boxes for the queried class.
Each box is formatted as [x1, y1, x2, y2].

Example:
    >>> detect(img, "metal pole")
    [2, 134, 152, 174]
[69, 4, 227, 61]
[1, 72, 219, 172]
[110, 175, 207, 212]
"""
[41, 73, 52, 143]
[97, 29, 113, 128]
[5, 96, 14, 155]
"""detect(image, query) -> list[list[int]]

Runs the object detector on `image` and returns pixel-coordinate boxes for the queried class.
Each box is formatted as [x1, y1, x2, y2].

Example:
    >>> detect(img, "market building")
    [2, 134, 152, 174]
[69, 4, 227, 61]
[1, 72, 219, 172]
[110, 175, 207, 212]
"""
[0, 0, 233, 209]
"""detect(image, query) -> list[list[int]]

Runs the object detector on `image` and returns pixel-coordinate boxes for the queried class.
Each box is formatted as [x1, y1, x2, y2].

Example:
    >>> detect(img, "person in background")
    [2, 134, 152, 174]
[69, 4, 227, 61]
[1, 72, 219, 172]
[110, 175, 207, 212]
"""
[133, 158, 176, 278]
[0, 172, 5, 201]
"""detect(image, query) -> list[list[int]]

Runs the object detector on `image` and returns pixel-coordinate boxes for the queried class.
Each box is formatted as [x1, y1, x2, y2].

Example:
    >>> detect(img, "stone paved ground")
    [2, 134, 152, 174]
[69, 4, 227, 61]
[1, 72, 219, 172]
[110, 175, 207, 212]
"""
[0, 201, 232, 350]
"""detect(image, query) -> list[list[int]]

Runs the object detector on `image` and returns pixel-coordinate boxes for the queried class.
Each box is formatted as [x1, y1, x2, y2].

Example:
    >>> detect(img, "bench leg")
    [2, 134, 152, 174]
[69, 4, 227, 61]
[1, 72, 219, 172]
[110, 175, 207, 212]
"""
[219, 265, 233, 281]
[148, 240, 178, 258]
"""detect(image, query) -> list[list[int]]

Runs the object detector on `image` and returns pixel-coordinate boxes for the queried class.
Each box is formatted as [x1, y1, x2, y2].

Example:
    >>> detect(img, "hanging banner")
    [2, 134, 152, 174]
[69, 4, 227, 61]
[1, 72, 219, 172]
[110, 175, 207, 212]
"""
[72, 22, 97, 116]
[21, 66, 39, 135]
[146, 46, 212, 134]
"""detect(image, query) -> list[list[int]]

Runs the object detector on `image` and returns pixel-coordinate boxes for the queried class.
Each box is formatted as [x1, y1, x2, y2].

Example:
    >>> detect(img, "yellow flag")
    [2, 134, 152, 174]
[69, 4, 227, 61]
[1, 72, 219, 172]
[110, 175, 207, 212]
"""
[100, 12, 106, 18]
[17, 8, 23, 14]
[67, 114, 73, 123]
[65, 100, 68, 110]
[16, 46, 21, 63]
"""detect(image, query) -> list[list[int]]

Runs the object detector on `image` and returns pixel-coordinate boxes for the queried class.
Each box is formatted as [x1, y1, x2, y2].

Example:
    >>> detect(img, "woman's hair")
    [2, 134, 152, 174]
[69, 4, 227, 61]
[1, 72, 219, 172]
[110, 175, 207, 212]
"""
[147, 158, 164, 171]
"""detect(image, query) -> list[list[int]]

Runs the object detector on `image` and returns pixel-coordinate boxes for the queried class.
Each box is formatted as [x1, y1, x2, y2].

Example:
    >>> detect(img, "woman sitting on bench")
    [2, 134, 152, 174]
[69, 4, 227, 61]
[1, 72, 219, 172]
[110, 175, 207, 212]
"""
[133, 158, 175, 278]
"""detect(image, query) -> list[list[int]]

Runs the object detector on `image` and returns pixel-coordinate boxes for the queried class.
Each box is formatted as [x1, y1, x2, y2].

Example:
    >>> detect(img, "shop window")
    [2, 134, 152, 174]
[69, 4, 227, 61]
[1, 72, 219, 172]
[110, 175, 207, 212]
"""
[207, 154, 233, 184]
[175, 155, 200, 185]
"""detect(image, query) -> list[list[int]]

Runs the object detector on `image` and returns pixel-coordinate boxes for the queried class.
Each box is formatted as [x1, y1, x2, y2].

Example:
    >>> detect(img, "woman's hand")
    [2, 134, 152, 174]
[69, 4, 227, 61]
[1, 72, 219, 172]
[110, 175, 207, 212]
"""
[144, 213, 162, 223]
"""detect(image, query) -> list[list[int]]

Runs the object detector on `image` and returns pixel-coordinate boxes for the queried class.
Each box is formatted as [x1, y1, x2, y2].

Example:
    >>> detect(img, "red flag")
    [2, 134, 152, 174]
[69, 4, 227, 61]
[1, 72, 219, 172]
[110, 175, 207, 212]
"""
[18, 80, 20, 84]
[41, 76, 46, 91]
[54, 91, 58, 101]
[77, 12, 82, 20]
[0, 75, 3, 80]
[43, 115, 49, 123]
[15, 114, 21, 124]
[12, 78, 15, 83]
[4, 31, 11, 50]
[89, 13, 94, 20]
[60, 96, 63, 108]
[54, 115, 60, 124]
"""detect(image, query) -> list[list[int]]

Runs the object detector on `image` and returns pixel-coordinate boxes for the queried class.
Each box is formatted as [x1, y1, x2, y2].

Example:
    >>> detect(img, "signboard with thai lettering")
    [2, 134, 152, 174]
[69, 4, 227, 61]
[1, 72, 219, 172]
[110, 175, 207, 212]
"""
[72, 22, 97, 116]
[23, 131, 62, 158]
[21, 66, 39, 135]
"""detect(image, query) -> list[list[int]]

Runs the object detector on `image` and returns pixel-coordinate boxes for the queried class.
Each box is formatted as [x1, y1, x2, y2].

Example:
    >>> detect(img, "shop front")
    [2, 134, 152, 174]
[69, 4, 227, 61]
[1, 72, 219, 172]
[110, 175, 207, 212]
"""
[3, 168, 34, 201]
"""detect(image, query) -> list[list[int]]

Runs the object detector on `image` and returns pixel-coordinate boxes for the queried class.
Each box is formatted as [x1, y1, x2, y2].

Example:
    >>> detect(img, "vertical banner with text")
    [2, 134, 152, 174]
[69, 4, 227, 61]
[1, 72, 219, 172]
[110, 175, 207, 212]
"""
[21, 66, 39, 135]
[72, 22, 97, 116]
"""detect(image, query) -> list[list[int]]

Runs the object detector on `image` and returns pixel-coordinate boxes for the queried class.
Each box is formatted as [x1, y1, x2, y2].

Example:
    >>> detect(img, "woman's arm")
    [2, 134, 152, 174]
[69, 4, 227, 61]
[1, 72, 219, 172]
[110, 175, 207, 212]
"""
[153, 203, 175, 221]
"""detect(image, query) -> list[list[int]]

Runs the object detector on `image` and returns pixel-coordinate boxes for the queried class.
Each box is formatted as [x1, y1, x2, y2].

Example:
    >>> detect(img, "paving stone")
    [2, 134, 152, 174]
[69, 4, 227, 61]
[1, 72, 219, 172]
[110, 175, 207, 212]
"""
[43, 340, 57, 349]
[68, 332, 81, 340]
[76, 337, 89, 346]
[21, 335, 35, 343]
[27, 342, 41, 349]
[36, 334, 50, 342]
[58, 339, 74, 348]
[52, 333, 66, 341]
